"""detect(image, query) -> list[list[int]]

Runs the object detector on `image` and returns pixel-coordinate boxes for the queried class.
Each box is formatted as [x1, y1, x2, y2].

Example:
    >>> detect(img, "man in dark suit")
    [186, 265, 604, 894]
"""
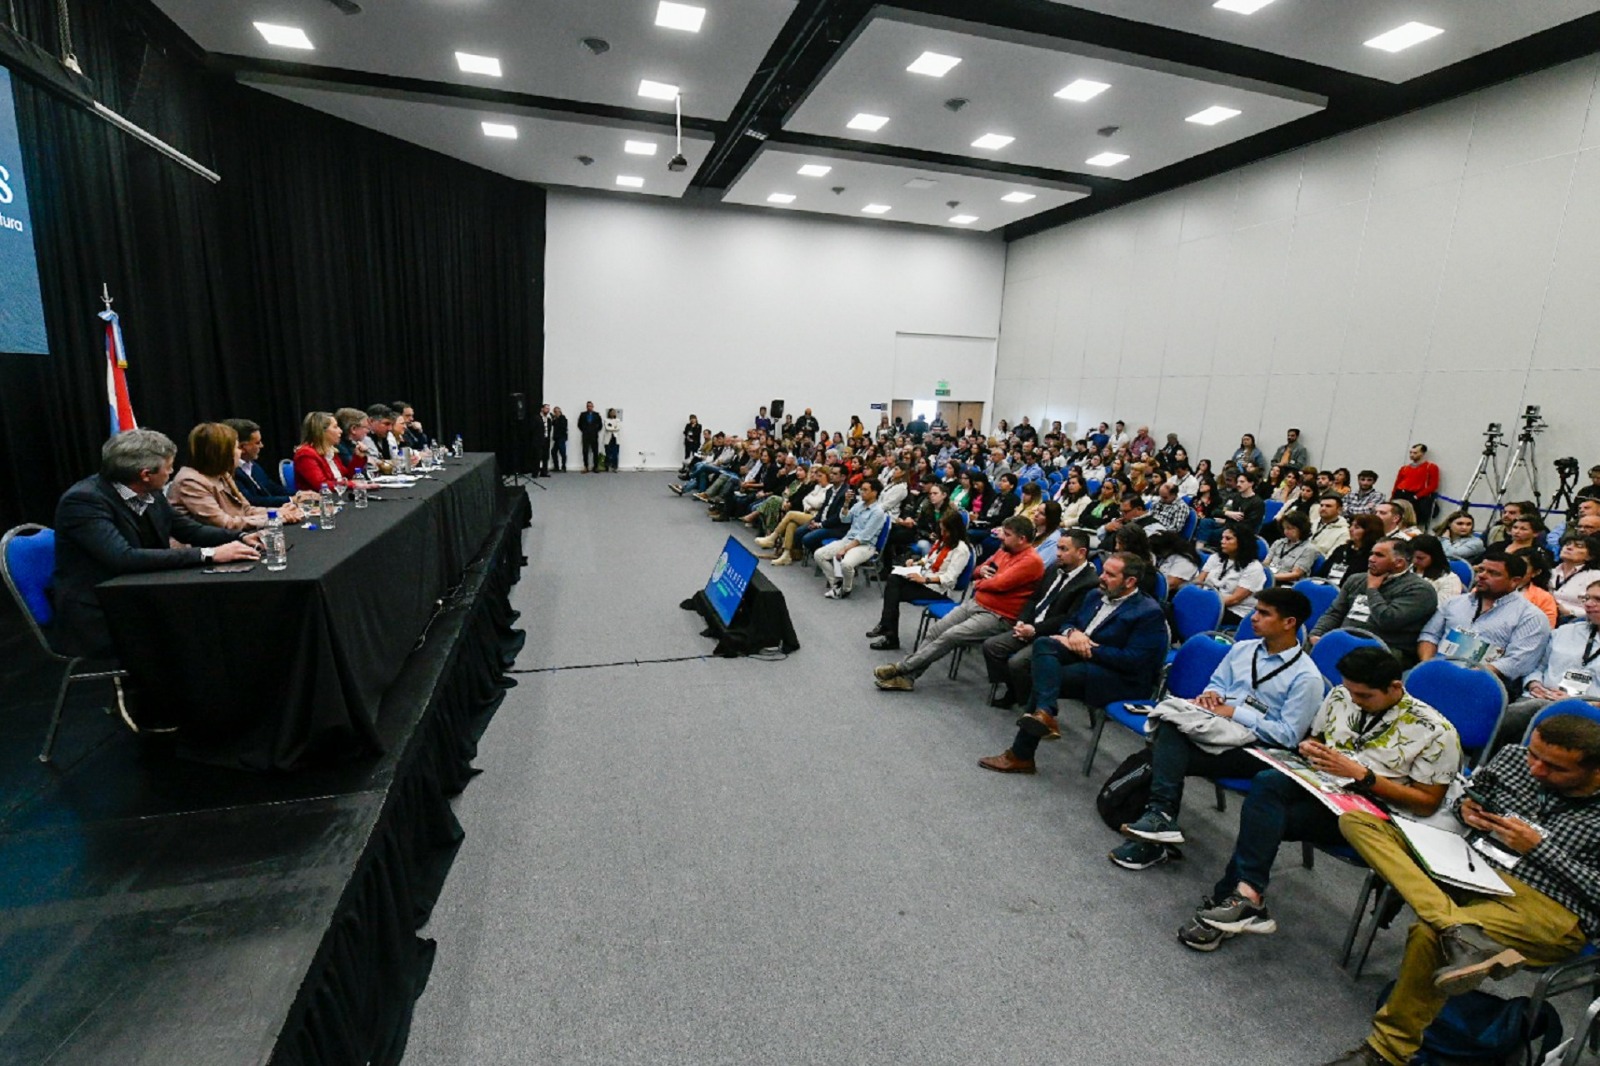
[982, 528, 1099, 708]
[394, 401, 428, 450]
[577, 402, 603, 472]
[225, 418, 293, 506]
[53, 429, 258, 659]
[978, 552, 1168, 774]
[533, 403, 553, 477]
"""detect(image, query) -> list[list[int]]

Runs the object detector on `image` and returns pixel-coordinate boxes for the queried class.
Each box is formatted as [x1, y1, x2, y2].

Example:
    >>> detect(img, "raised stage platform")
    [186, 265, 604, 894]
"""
[0, 488, 530, 1065]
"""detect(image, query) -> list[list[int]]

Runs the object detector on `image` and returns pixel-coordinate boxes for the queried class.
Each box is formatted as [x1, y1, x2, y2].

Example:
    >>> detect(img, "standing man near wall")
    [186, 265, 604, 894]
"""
[534, 404, 552, 478]
[577, 402, 602, 473]
[1393, 444, 1441, 526]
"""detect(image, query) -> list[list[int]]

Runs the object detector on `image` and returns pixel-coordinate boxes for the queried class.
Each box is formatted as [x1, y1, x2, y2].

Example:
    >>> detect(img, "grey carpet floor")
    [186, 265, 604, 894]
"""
[403, 474, 1454, 1065]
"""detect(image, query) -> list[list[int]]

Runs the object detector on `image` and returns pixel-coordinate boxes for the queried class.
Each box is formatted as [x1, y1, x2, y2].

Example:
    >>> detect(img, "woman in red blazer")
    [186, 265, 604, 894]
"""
[292, 411, 348, 493]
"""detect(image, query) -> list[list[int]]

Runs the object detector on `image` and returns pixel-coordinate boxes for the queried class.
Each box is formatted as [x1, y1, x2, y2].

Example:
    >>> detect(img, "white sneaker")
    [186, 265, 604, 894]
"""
[755, 535, 775, 549]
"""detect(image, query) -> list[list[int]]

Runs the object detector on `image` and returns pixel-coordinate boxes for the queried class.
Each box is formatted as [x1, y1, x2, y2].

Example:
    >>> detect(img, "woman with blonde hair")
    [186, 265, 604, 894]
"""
[171, 422, 304, 530]
[293, 411, 347, 493]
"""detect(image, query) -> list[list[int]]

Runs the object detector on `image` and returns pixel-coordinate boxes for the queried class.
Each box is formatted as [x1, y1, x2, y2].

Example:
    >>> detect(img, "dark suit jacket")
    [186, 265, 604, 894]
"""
[403, 425, 428, 450]
[817, 484, 849, 529]
[1057, 589, 1169, 708]
[235, 460, 291, 506]
[1024, 562, 1101, 636]
[577, 411, 602, 439]
[52, 475, 240, 657]
[551, 415, 569, 442]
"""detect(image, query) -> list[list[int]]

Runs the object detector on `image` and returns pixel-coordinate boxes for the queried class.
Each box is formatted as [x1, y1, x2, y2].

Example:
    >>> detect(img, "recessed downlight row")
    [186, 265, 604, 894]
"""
[1212, 2, 1444, 54]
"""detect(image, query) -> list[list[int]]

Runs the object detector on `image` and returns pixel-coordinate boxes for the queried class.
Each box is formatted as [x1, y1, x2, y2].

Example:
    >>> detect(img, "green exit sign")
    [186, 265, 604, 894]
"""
[935, 388, 951, 397]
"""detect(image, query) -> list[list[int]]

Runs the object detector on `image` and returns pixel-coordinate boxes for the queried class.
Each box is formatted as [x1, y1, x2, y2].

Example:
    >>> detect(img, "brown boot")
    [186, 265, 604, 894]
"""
[1433, 925, 1525, 996]
[1015, 710, 1061, 741]
[978, 750, 1037, 774]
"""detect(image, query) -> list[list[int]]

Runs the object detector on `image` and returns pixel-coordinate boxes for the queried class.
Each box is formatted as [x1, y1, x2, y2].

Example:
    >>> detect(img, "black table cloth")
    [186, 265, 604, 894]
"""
[97, 454, 499, 770]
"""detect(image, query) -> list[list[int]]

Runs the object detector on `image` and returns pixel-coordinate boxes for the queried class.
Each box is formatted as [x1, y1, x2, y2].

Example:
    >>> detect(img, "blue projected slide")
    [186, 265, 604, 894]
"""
[0, 67, 48, 355]
[705, 535, 758, 626]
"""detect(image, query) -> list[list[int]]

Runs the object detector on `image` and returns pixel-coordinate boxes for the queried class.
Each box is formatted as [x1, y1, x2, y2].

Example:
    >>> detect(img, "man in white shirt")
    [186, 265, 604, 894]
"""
[1309, 494, 1351, 557]
[1108, 420, 1131, 452]
[1496, 577, 1600, 751]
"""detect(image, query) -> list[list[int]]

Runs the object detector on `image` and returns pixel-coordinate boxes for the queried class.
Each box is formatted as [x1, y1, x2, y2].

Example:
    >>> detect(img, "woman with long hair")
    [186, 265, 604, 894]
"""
[1434, 510, 1485, 562]
[1195, 527, 1268, 624]
[1056, 471, 1093, 529]
[1150, 529, 1203, 599]
[1408, 534, 1464, 604]
[292, 411, 347, 493]
[1322, 513, 1385, 583]
[866, 512, 974, 652]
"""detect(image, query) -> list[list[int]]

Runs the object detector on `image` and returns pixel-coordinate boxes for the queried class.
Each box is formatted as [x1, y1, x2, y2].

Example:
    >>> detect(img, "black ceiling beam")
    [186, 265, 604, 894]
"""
[208, 53, 722, 135]
[768, 130, 1100, 192]
[1004, 12, 1600, 240]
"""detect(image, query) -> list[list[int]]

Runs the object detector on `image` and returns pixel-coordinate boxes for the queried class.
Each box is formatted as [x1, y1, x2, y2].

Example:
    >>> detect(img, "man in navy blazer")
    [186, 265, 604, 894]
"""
[979, 551, 1168, 774]
[225, 418, 293, 506]
[53, 429, 258, 659]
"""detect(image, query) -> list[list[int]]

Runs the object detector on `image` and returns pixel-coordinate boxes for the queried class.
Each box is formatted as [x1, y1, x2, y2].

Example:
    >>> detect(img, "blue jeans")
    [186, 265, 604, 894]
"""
[1211, 769, 1345, 899]
[605, 440, 620, 470]
[1147, 720, 1262, 821]
[800, 525, 845, 557]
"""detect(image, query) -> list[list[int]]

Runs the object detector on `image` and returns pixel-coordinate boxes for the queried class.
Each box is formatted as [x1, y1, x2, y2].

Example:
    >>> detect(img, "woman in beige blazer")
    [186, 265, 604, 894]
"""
[171, 422, 305, 531]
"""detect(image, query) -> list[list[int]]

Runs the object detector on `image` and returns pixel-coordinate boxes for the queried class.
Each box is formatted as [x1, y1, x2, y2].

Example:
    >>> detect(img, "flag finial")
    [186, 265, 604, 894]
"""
[100, 283, 113, 311]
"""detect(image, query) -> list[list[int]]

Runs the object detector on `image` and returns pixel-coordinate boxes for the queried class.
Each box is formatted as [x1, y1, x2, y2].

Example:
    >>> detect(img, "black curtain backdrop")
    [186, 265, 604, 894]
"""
[0, 0, 545, 526]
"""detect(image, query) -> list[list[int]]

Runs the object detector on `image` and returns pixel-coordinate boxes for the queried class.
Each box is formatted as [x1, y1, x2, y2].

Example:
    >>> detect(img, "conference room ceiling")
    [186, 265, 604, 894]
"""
[146, 0, 1600, 239]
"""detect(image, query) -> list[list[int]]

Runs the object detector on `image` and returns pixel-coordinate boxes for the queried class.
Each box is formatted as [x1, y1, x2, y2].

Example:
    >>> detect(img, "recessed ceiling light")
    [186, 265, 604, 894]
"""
[949, 215, 979, 225]
[1086, 152, 1129, 167]
[1187, 106, 1242, 126]
[1055, 79, 1110, 102]
[906, 51, 962, 78]
[904, 177, 937, 190]
[847, 113, 890, 132]
[253, 22, 314, 50]
[455, 52, 503, 77]
[1365, 21, 1444, 52]
[624, 140, 658, 155]
[767, 193, 796, 204]
[861, 204, 891, 215]
[655, 1, 705, 32]
[616, 175, 645, 188]
[797, 164, 832, 177]
[481, 121, 518, 139]
[971, 133, 1014, 151]
[638, 79, 680, 101]
[1001, 191, 1036, 204]
[1213, 0, 1277, 13]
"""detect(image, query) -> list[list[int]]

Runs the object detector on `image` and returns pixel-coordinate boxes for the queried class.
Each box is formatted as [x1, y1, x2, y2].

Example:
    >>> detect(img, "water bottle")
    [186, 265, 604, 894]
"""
[264, 511, 288, 571]
[453, 434, 463, 458]
[353, 482, 369, 508]
[430, 438, 442, 466]
[320, 485, 337, 529]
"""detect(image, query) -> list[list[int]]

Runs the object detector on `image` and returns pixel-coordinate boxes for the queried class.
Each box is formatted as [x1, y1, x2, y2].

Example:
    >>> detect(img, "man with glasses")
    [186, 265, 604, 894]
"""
[1494, 579, 1600, 753]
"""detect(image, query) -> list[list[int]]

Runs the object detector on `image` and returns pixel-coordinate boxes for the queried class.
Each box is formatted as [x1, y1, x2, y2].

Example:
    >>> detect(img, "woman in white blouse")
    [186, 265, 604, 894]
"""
[1549, 534, 1600, 620]
[757, 466, 830, 566]
[865, 513, 972, 651]
[1409, 534, 1464, 605]
[1195, 527, 1268, 624]
[601, 408, 622, 472]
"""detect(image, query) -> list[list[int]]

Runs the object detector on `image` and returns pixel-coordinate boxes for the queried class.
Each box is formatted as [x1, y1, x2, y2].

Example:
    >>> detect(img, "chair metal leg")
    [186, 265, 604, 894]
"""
[38, 658, 83, 764]
[947, 644, 966, 680]
[1340, 871, 1380, 969]
[1351, 884, 1399, 978]
[1301, 841, 1315, 870]
[1214, 782, 1227, 812]
[1082, 708, 1107, 776]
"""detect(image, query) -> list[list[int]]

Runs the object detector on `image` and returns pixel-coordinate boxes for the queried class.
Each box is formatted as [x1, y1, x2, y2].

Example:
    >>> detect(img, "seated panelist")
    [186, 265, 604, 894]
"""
[169, 422, 304, 531]
[292, 411, 349, 493]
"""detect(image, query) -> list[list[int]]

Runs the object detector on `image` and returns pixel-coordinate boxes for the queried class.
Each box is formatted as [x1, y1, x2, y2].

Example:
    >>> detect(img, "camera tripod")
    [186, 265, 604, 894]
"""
[1551, 459, 1580, 516]
[1495, 406, 1546, 511]
[1457, 422, 1505, 513]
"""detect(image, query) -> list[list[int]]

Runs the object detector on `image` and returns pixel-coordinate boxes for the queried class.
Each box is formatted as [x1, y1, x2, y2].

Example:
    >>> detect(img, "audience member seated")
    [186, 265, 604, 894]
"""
[292, 411, 352, 494]
[980, 529, 1098, 708]
[1510, 548, 1560, 627]
[1197, 473, 1265, 548]
[743, 457, 812, 535]
[1150, 530, 1202, 600]
[1327, 713, 1600, 1066]
[1322, 513, 1385, 584]
[1232, 433, 1266, 473]
[333, 408, 371, 481]
[1344, 469, 1385, 517]
[1505, 514, 1554, 570]
[1309, 538, 1438, 667]
[1264, 512, 1320, 586]
[1408, 534, 1464, 604]
[53, 429, 259, 659]
[226, 418, 295, 506]
[1417, 550, 1551, 694]
[874, 517, 1044, 693]
[1112, 587, 1322, 870]
[1194, 527, 1268, 625]
[1486, 499, 1534, 548]
[1030, 501, 1064, 567]
[815, 479, 887, 600]
[1434, 509, 1485, 562]
[1078, 478, 1122, 531]
[968, 472, 1016, 537]
[1096, 493, 1159, 552]
[1307, 494, 1351, 558]
[980, 552, 1168, 773]
[1056, 472, 1093, 528]
[867, 514, 973, 652]
[758, 467, 832, 566]
[797, 467, 853, 560]
[1376, 499, 1422, 541]
[170, 422, 305, 532]
[1549, 534, 1600, 620]
[1495, 578, 1600, 754]
[1179, 647, 1460, 952]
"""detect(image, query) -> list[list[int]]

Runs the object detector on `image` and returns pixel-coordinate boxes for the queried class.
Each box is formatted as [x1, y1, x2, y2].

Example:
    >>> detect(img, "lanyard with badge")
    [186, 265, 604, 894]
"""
[1243, 645, 1304, 716]
[1559, 626, 1600, 695]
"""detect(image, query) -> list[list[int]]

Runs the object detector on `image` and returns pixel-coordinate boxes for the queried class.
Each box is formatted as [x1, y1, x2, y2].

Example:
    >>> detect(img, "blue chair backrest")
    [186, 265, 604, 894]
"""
[875, 519, 893, 553]
[952, 552, 977, 592]
[1181, 507, 1198, 540]
[1292, 579, 1339, 630]
[1256, 536, 1270, 561]
[2, 524, 56, 626]
[280, 458, 297, 492]
[1449, 558, 1473, 587]
[1168, 634, 1233, 699]
[1170, 584, 1224, 644]
[1085, 478, 1101, 496]
[1406, 658, 1507, 761]
[1262, 499, 1284, 524]
[1309, 629, 1384, 686]
[1526, 699, 1600, 744]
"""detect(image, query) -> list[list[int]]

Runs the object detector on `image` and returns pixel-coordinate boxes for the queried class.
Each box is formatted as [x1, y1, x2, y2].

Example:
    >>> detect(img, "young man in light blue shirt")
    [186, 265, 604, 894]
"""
[1113, 586, 1324, 870]
[1417, 550, 1550, 693]
[817, 479, 888, 600]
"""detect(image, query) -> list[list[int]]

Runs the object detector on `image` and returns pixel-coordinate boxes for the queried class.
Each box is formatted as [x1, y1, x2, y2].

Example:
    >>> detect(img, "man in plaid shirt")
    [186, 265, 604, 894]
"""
[1320, 713, 1600, 1066]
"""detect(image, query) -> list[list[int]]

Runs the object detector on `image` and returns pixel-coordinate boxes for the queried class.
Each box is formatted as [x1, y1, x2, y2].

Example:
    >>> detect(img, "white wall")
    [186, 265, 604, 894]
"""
[544, 190, 1005, 469]
[995, 54, 1600, 501]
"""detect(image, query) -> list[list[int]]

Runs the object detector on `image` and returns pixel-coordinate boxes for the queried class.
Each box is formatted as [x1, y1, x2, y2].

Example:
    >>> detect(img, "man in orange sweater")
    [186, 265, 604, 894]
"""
[875, 516, 1045, 692]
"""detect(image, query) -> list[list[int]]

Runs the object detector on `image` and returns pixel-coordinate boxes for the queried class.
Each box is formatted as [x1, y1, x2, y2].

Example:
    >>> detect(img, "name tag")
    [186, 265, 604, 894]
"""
[1242, 693, 1270, 715]
[1347, 594, 1373, 625]
[1560, 669, 1595, 696]
[1472, 834, 1522, 871]
[1327, 564, 1348, 584]
[1439, 628, 1501, 665]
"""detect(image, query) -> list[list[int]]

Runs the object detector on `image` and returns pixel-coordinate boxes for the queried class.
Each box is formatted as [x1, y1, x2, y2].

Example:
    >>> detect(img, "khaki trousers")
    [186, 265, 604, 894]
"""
[770, 511, 815, 553]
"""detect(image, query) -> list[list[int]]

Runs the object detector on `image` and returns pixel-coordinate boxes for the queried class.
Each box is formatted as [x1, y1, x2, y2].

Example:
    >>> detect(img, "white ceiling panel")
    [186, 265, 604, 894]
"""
[243, 78, 713, 199]
[1050, 0, 1600, 83]
[723, 145, 1088, 231]
[785, 13, 1325, 180]
[154, 0, 796, 120]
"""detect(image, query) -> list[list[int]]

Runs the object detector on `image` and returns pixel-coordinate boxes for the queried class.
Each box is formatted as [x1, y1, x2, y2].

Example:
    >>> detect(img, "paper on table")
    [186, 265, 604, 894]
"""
[1392, 816, 1513, 896]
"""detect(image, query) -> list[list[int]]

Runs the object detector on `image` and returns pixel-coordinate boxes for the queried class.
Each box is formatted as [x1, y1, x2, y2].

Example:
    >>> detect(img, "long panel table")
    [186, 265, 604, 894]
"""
[97, 453, 499, 770]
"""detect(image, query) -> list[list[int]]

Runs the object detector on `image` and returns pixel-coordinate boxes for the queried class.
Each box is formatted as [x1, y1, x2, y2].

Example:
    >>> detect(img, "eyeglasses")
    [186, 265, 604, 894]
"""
[1582, 596, 1600, 605]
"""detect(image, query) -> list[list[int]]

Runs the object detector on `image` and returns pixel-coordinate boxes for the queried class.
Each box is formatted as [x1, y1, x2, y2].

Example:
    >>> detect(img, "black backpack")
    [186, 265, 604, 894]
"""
[1375, 980, 1564, 1065]
[1097, 748, 1153, 831]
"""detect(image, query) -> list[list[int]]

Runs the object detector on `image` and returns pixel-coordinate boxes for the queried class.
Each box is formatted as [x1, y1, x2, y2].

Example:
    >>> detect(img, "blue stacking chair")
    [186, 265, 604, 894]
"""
[1181, 507, 1199, 541]
[1292, 579, 1339, 630]
[1082, 633, 1231, 776]
[1, 525, 131, 763]
[1086, 478, 1101, 496]
[1449, 558, 1474, 588]
[1262, 499, 1284, 524]
[280, 458, 297, 492]
[1308, 629, 1385, 686]
[910, 553, 976, 642]
[1255, 535, 1270, 561]
[1167, 585, 1224, 664]
[1528, 698, 1600, 740]
[859, 520, 896, 590]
